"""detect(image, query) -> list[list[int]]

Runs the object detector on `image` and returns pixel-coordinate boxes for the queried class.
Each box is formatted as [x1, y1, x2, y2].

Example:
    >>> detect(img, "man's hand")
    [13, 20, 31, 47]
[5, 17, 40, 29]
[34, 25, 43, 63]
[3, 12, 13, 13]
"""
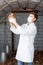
[8, 13, 17, 26]
[8, 13, 16, 24]
[8, 13, 15, 19]
[8, 13, 20, 28]
[9, 22, 16, 28]
[9, 22, 13, 27]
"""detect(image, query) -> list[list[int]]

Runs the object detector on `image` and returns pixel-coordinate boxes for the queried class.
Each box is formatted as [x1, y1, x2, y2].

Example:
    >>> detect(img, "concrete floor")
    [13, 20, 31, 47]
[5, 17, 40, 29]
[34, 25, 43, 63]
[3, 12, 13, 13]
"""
[0, 50, 43, 65]
[0, 59, 43, 65]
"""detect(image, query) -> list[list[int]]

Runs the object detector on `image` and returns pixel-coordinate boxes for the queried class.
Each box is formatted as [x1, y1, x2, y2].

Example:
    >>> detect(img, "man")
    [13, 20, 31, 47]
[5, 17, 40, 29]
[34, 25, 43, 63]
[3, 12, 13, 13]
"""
[8, 12, 38, 65]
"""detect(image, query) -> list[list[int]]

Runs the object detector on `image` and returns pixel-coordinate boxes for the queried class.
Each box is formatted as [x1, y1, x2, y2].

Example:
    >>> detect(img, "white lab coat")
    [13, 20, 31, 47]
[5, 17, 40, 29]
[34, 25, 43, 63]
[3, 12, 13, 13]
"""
[10, 22, 37, 63]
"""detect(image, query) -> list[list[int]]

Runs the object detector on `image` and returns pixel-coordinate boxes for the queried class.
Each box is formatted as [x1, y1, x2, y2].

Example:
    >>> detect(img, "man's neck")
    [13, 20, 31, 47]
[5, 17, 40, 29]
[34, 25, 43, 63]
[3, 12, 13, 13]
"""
[27, 21, 34, 25]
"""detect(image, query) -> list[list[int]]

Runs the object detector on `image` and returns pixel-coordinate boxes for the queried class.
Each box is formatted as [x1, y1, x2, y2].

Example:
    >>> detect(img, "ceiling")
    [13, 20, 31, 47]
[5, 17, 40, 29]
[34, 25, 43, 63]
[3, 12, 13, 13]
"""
[0, 0, 43, 22]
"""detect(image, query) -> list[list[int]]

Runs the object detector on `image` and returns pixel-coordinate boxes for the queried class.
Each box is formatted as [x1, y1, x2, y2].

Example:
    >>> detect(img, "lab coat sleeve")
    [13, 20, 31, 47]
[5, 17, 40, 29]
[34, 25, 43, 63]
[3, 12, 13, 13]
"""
[10, 25, 37, 35]
[10, 26, 20, 34]
[10, 25, 27, 35]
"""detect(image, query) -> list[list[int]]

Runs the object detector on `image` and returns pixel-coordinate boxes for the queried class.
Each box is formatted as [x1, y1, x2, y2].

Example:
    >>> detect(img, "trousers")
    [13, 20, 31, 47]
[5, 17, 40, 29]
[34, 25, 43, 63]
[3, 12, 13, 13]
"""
[17, 60, 33, 65]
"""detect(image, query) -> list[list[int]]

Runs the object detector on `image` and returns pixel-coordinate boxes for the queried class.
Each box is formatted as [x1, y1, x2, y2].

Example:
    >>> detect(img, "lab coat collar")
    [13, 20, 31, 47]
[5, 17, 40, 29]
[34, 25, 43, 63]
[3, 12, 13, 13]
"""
[26, 22, 34, 26]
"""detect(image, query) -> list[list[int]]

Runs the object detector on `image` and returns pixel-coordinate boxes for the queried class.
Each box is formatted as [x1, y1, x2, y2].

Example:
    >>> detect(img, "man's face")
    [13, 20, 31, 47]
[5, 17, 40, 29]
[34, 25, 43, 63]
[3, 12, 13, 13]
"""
[29, 14, 36, 22]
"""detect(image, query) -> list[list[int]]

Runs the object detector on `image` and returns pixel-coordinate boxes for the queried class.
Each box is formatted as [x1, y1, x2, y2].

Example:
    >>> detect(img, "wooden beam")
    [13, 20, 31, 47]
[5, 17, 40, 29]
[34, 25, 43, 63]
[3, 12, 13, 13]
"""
[11, 8, 34, 13]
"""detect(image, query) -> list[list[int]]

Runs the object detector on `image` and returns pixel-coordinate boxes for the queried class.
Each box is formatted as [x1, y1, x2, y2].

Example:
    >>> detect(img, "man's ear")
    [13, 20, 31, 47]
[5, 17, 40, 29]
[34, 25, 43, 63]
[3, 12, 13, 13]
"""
[34, 18, 36, 21]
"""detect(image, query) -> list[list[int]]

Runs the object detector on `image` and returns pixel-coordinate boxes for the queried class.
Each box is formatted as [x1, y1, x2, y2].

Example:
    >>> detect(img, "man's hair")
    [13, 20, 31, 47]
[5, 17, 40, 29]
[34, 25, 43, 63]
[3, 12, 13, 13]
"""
[30, 12, 38, 22]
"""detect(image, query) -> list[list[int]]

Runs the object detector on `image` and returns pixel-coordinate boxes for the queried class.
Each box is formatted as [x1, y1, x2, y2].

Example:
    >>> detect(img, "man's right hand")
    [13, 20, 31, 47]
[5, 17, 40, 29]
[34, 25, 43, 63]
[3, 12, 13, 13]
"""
[8, 13, 17, 24]
[8, 13, 19, 28]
